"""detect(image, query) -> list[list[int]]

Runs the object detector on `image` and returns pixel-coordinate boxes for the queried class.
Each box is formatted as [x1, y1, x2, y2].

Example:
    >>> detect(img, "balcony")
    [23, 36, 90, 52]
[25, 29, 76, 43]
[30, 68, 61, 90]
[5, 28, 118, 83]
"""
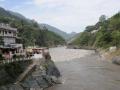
[0, 31, 17, 38]
[0, 23, 17, 32]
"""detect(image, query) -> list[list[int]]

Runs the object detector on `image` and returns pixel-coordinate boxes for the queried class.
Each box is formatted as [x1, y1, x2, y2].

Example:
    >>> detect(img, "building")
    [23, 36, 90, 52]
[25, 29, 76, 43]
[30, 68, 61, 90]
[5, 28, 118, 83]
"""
[0, 23, 23, 59]
[0, 23, 18, 45]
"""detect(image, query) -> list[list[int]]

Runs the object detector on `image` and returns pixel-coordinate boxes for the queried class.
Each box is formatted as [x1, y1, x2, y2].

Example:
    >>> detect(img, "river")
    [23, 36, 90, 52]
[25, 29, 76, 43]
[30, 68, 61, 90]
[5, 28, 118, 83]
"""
[46, 47, 120, 90]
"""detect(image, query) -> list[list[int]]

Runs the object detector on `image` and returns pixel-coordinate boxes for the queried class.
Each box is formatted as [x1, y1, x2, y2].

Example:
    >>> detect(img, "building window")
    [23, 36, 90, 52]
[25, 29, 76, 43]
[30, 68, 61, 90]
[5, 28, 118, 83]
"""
[13, 33, 16, 36]
[5, 31, 7, 34]
[9, 31, 11, 34]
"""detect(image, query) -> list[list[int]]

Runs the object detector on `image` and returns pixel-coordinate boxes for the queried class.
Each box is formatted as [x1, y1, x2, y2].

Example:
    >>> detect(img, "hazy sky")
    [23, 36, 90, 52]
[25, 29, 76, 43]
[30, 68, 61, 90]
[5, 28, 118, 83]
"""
[0, 0, 120, 33]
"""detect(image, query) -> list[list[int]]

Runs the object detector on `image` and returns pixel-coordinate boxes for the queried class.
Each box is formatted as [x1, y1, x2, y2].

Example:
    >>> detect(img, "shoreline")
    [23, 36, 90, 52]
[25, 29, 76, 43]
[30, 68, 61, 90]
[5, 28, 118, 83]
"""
[66, 46, 120, 65]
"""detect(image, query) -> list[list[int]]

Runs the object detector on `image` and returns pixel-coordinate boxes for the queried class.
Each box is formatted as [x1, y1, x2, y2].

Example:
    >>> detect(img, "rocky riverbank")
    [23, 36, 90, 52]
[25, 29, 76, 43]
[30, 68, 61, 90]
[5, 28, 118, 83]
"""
[67, 45, 120, 65]
[0, 58, 61, 90]
[98, 49, 120, 65]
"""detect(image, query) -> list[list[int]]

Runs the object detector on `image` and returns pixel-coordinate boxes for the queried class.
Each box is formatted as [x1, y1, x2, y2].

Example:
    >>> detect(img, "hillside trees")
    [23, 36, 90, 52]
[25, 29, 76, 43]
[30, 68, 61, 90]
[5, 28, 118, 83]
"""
[72, 12, 120, 49]
[99, 15, 107, 22]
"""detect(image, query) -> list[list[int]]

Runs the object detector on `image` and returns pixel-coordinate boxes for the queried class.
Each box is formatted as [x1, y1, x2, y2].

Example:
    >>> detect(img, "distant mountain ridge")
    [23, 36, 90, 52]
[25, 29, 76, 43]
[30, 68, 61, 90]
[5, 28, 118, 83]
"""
[39, 24, 77, 40]
[8, 11, 26, 20]
[0, 7, 25, 20]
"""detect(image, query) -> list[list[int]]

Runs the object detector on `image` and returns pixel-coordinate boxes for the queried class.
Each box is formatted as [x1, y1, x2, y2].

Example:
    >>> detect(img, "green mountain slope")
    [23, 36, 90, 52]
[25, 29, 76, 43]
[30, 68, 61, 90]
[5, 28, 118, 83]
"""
[39, 24, 77, 40]
[72, 12, 120, 49]
[0, 7, 65, 47]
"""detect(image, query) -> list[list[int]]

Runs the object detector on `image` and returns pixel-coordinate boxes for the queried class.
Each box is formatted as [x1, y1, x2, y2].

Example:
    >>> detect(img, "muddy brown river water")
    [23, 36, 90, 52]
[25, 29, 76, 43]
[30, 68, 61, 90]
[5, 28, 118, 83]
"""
[47, 47, 120, 90]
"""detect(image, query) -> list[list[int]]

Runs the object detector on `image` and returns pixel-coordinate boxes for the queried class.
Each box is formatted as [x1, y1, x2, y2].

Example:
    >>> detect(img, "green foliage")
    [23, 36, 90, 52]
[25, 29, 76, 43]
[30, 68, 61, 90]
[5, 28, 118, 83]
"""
[85, 26, 95, 32]
[99, 15, 106, 22]
[95, 31, 112, 48]
[109, 13, 120, 30]
[5, 63, 23, 78]
[36, 29, 65, 47]
[72, 32, 96, 47]
[111, 31, 120, 47]
[77, 32, 90, 46]
[72, 12, 120, 49]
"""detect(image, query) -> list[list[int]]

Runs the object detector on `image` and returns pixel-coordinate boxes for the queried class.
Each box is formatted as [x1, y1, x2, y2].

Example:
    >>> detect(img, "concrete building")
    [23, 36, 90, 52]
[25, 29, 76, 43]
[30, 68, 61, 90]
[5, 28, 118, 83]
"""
[0, 23, 17, 45]
[0, 23, 23, 59]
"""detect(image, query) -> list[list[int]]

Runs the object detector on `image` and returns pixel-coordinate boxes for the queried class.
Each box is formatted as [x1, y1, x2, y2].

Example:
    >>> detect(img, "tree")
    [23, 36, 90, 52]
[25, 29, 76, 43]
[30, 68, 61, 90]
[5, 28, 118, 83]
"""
[85, 26, 95, 32]
[99, 15, 106, 22]
[111, 31, 120, 47]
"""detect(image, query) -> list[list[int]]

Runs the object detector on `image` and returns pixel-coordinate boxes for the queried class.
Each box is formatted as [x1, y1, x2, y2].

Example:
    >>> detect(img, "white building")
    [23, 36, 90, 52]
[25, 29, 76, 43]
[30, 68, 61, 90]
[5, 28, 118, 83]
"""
[0, 23, 18, 45]
[0, 23, 23, 55]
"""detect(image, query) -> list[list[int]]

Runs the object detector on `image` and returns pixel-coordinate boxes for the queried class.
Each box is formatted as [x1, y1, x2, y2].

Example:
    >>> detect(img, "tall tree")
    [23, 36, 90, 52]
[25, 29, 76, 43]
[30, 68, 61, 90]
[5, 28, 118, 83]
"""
[99, 15, 106, 22]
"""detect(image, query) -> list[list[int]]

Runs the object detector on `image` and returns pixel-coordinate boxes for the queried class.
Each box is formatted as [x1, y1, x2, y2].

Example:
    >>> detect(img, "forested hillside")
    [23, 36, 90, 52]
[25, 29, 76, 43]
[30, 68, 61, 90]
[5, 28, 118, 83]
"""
[39, 24, 77, 40]
[72, 12, 120, 49]
[0, 7, 65, 47]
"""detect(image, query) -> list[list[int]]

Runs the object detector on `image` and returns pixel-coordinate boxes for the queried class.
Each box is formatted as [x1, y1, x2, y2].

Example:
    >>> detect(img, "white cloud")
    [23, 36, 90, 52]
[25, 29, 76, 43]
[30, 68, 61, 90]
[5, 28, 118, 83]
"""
[26, 0, 120, 33]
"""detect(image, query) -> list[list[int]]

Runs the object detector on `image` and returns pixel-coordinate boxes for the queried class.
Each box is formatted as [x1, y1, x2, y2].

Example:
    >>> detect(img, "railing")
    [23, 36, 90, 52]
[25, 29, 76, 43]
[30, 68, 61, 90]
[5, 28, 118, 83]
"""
[0, 57, 33, 65]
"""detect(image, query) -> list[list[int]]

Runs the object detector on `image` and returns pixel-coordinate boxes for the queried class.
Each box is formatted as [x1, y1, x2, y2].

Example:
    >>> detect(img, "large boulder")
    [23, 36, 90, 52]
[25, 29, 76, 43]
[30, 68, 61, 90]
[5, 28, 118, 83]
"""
[109, 46, 117, 52]
[112, 56, 120, 65]
[45, 60, 61, 78]
[20, 59, 61, 89]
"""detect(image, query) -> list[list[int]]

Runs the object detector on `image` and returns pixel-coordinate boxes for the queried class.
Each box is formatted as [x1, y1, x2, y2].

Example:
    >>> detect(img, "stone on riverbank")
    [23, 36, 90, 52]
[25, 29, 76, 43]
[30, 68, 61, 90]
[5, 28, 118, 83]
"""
[112, 56, 120, 65]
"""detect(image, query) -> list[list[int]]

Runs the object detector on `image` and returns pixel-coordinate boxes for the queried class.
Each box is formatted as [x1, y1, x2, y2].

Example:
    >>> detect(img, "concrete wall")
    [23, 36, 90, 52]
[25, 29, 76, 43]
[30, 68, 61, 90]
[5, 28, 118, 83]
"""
[0, 30, 17, 37]
[4, 37, 16, 44]
[0, 29, 17, 45]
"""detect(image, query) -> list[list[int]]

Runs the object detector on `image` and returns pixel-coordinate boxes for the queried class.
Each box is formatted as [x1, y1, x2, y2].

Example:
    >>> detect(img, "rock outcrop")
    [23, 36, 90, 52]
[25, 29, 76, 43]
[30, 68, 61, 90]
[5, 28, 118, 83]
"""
[0, 58, 61, 90]
[112, 56, 120, 65]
